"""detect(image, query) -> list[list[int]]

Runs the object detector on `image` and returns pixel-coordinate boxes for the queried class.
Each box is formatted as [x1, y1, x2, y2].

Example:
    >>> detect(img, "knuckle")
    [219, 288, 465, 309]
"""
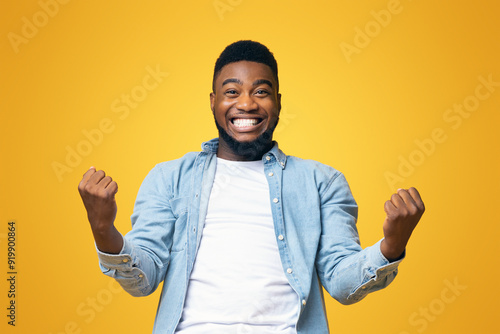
[402, 208, 410, 217]
[80, 183, 90, 194]
[408, 206, 418, 216]
[83, 183, 94, 192]
[397, 208, 409, 218]
[386, 212, 397, 220]
[100, 188, 114, 199]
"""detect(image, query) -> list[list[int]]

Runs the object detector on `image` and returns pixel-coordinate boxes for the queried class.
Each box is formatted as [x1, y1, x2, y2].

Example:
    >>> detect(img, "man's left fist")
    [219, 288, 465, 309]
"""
[380, 187, 425, 261]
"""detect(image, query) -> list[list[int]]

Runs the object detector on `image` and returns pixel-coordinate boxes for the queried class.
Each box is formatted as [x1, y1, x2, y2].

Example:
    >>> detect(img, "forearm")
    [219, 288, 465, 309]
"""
[91, 224, 124, 254]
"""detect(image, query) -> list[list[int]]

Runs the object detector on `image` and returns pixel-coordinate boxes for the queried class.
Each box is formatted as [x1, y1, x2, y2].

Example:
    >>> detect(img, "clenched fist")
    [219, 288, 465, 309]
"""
[380, 187, 425, 261]
[78, 167, 123, 254]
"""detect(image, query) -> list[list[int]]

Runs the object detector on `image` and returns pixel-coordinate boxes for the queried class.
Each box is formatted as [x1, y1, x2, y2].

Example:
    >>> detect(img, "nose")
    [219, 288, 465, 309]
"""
[235, 93, 258, 112]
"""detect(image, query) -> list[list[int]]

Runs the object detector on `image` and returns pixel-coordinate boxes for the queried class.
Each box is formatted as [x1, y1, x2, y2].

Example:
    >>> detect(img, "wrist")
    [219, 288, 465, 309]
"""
[92, 226, 123, 254]
[380, 238, 405, 261]
[91, 222, 115, 237]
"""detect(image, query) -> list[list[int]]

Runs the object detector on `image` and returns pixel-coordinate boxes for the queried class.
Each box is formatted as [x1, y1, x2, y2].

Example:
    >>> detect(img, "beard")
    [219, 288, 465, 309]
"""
[214, 116, 279, 161]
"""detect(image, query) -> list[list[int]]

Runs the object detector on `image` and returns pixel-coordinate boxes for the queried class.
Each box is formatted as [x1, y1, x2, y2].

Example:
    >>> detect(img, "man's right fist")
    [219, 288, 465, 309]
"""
[78, 167, 118, 233]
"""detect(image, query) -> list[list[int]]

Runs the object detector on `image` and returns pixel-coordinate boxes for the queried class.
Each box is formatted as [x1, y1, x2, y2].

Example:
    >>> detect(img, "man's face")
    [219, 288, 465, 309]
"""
[210, 61, 281, 160]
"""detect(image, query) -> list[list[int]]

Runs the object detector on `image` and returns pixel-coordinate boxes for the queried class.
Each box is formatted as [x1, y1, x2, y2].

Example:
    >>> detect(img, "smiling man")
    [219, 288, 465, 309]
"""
[78, 40, 425, 333]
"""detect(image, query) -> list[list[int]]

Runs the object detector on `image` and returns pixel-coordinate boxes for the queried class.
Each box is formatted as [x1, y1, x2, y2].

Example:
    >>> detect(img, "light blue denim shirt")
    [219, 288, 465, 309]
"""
[97, 138, 403, 333]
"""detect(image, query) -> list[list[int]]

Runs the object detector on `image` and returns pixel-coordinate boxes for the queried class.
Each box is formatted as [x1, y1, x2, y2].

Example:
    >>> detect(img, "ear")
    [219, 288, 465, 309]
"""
[277, 93, 282, 116]
[210, 92, 215, 114]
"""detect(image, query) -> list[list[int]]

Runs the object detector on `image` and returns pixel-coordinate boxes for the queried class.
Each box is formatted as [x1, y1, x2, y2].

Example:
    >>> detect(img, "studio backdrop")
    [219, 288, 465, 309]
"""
[1, 1, 499, 333]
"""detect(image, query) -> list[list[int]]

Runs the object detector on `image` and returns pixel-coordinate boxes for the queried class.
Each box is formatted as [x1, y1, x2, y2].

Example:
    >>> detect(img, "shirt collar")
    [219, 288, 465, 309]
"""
[201, 138, 287, 169]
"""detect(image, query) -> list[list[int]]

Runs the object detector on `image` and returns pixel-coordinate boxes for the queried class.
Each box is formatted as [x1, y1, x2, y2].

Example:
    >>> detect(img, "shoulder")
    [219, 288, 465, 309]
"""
[285, 155, 342, 181]
[284, 155, 352, 197]
[137, 151, 206, 197]
[155, 151, 200, 171]
[143, 151, 203, 183]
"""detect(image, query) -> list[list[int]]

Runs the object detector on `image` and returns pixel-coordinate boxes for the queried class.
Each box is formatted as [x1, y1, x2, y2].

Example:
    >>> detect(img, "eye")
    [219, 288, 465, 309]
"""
[225, 89, 238, 97]
[255, 89, 269, 96]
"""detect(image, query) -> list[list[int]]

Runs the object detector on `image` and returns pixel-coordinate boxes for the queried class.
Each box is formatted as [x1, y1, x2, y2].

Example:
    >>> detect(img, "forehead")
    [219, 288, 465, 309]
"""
[215, 61, 275, 86]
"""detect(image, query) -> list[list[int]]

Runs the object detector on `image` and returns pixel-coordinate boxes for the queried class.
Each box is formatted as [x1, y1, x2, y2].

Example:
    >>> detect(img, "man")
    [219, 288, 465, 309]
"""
[78, 40, 425, 333]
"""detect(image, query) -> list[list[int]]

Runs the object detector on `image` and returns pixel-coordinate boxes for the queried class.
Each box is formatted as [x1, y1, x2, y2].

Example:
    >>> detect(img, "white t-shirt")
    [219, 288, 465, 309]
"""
[175, 158, 298, 333]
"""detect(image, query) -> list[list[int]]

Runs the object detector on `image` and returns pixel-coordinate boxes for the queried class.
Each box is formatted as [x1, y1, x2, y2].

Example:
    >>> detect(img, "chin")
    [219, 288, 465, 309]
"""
[231, 134, 261, 143]
[215, 117, 276, 160]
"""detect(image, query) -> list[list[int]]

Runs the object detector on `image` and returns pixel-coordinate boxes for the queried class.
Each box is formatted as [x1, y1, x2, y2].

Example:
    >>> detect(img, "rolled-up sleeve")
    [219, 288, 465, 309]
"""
[315, 172, 404, 305]
[96, 164, 177, 297]
[96, 237, 153, 296]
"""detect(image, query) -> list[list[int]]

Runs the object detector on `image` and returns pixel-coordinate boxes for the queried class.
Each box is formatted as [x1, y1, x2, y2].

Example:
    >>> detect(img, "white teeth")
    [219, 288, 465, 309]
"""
[233, 118, 259, 128]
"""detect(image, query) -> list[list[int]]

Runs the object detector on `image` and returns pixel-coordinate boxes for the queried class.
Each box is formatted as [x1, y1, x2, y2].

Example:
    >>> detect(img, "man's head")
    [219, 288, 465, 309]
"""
[212, 40, 279, 93]
[210, 41, 281, 161]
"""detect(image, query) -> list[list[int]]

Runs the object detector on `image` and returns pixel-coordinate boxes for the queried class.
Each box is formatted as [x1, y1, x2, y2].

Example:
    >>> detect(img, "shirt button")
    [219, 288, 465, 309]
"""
[268, 172, 274, 177]
[122, 258, 129, 263]
[278, 235, 284, 241]
[302, 299, 306, 306]
[287, 268, 293, 274]
[138, 274, 144, 278]
[280, 162, 285, 167]
[273, 198, 279, 203]
[266, 155, 271, 161]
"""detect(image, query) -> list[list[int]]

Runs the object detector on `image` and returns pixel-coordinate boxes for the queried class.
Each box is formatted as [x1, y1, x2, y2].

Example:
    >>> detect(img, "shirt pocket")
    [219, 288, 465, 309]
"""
[169, 196, 189, 252]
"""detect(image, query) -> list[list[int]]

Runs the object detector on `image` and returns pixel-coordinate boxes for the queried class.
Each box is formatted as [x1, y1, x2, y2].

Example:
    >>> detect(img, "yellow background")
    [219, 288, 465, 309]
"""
[1, 1, 499, 333]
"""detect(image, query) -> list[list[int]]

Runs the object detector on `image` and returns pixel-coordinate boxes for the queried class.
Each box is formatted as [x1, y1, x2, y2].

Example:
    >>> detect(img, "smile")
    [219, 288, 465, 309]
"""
[231, 118, 263, 128]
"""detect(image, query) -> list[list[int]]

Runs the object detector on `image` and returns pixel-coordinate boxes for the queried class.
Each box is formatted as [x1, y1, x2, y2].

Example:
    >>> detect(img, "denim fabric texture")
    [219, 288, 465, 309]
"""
[97, 138, 403, 333]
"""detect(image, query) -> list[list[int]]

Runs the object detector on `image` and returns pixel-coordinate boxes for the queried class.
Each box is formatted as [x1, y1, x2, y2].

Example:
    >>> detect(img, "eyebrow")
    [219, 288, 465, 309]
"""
[253, 79, 273, 88]
[222, 78, 242, 86]
[221, 78, 273, 88]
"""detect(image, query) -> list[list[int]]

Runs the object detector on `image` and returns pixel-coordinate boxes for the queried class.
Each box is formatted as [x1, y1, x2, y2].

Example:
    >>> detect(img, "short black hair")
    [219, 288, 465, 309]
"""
[212, 40, 279, 92]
